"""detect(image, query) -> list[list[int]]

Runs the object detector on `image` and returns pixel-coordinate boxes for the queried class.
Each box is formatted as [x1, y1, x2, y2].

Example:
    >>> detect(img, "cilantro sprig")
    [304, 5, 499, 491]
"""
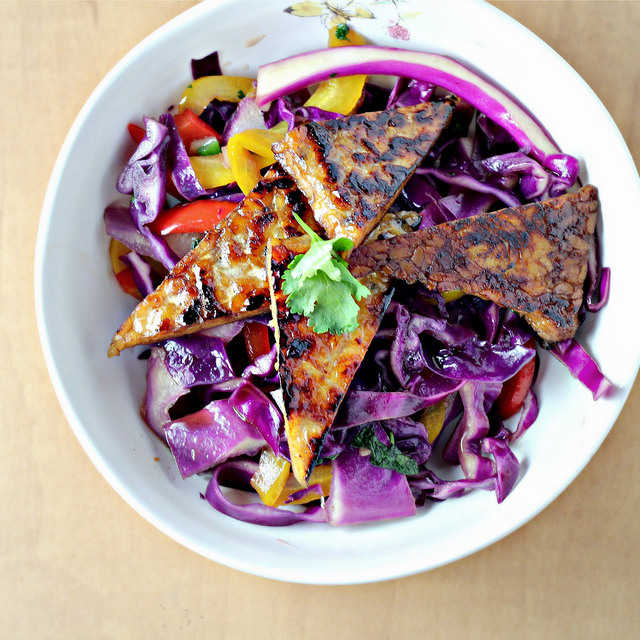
[282, 214, 371, 335]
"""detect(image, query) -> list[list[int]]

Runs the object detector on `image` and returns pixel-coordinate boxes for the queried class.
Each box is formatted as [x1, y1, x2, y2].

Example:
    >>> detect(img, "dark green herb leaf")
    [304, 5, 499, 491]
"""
[351, 425, 419, 476]
[335, 23, 350, 40]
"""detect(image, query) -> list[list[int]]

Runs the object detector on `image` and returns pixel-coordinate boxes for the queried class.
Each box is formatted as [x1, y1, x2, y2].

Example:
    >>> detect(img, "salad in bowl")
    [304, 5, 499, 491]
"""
[105, 23, 609, 526]
[36, 0, 640, 583]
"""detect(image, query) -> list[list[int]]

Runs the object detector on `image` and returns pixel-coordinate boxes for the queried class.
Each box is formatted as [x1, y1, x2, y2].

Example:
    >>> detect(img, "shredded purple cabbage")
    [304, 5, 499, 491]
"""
[551, 339, 612, 400]
[229, 381, 283, 453]
[159, 113, 207, 201]
[120, 252, 154, 297]
[204, 459, 327, 525]
[264, 90, 343, 130]
[162, 335, 235, 388]
[386, 77, 435, 109]
[200, 99, 239, 134]
[335, 390, 435, 427]
[221, 96, 267, 144]
[104, 205, 155, 257]
[109, 49, 612, 528]
[164, 385, 268, 478]
[191, 51, 222, 80]
[325, 447, 417, 525]
[142, 347, 189, 440]
[388, 299, 536, 384]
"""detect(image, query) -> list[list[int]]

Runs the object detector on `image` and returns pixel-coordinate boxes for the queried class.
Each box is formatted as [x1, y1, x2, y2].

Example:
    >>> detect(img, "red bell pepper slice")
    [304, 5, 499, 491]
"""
[173, 109, 220, 148]
[127, 123, 146, 145]
[147, 199, 237, 235]
[496, 339, 537, 419]
[243, 322, 272, 363]
[115, 268, 143, 300]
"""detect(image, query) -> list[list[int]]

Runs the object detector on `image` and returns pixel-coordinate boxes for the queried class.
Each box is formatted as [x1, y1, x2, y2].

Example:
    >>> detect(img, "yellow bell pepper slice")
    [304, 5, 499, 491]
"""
[226, 125, 288, 193]
[178, 75, 255, 115]
[188, 154, 235, 189]
[109, 238, 130, 276]
[305, 25, 366, 115]
[192, 124, 287, 195]
[425, 290, 465, 306]
[418, 401, 447, 444]
[251, 450, 332, 508]
[269, 121, 289, 136]
[327, 23, 366, 48]
[226, 136, 262, 195]
[232, 127, 287, 165]
[272, 464, 332, 506]
[442, 290, 465, 303]
[251, 448, 291, 507]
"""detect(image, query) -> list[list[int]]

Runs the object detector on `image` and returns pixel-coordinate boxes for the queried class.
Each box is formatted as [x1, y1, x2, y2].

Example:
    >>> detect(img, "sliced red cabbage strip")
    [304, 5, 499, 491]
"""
[256, 45, 561, 162]
[204, 459, 327, 526]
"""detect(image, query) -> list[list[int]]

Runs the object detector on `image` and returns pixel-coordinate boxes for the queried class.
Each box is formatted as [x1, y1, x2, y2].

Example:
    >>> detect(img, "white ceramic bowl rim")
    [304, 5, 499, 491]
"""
[35, 0, 640, 584]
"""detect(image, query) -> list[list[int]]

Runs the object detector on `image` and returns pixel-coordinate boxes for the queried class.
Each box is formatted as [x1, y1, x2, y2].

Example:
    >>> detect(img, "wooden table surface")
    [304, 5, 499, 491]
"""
[3, 1, 639, 638]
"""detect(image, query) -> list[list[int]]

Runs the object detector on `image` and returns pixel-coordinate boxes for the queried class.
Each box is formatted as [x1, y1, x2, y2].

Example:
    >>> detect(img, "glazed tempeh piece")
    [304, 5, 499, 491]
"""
[272, 100, 454, 246]
[108, 167, 311, 356]
[268, 237, 392, 485]
[350, 185, 599, 343]
[267, 210, 419, 485]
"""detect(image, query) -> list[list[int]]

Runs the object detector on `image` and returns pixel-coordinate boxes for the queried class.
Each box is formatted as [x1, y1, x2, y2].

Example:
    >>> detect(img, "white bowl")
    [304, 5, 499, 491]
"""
[35, 0, 640, 584]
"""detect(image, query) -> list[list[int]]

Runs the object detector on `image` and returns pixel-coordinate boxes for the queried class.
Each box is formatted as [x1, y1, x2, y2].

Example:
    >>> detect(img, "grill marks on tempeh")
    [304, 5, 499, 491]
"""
[350, 185, 599, 343]
[108, 167, 311, 356]
[272, 100, 455, 246]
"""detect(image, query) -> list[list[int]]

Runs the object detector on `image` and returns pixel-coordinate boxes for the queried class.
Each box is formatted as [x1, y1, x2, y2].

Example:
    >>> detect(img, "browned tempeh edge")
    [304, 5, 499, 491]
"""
[272, 98, 456, 247]
[107, 167, 311, 357]
[349, 185, 599, 343]
[267, 236, 391, 485]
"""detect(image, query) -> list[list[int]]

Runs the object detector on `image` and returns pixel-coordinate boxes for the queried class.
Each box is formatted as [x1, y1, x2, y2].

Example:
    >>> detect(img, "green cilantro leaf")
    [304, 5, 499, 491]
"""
[351, 425, 419, 476]
[286, 271, 362, 333]
[281, 214, 371, 334]
[335, 23, 350, 41]
[237, 89, 246, 100]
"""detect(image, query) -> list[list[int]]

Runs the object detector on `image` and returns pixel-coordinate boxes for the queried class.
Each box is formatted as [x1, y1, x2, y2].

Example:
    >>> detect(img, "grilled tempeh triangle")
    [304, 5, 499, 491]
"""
[272, 99, 455, 247]
[108, 167, 311, 356]
[268, 237, 393, 486]
[269, 212, 420, 485]
[349, 185, 599, 343]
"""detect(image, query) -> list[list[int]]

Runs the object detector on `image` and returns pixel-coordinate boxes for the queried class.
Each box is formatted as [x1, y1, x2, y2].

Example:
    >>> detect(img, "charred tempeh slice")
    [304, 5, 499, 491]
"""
[268, 211, 418, 485]
[350, 185, 599, 343]
[268, 237, 392, 485]
[272, 100, 455, 246]
[108, 167, 312, 357]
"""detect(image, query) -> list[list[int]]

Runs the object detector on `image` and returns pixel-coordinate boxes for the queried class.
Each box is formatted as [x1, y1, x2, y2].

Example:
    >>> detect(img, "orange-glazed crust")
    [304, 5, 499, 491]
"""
[108, 167, 311, 356]
[272, 100, 454, 245]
